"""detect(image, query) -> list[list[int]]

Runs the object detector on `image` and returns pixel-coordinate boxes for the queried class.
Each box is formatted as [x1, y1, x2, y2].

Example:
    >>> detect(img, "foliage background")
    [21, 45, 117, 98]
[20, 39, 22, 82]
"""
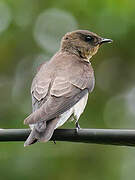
[0, 0, 135, 179]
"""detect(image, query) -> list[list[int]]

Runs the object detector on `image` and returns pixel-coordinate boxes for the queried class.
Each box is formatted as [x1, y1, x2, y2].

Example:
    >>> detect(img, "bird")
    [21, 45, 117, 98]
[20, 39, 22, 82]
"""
[24, 30, 112, 146]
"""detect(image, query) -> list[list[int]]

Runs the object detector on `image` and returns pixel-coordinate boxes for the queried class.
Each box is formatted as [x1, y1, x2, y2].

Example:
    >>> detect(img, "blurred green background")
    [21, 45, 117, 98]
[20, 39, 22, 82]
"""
[0, 0, 135, 179]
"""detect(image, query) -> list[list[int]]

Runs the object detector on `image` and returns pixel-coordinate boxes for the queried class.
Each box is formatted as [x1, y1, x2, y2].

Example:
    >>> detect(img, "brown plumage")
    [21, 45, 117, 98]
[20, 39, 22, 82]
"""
[24, 30, 112, 146]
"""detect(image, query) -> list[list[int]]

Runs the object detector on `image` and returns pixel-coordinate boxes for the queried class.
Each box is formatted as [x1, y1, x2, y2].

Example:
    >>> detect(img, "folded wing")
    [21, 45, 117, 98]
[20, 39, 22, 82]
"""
[24, 75, 90, 124]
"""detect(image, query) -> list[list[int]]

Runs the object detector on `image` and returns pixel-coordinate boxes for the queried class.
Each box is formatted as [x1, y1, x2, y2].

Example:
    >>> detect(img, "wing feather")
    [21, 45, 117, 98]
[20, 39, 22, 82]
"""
[24, 88, 88, 124]
[32, 79, 51, 101]
[51, 77, 72, 97]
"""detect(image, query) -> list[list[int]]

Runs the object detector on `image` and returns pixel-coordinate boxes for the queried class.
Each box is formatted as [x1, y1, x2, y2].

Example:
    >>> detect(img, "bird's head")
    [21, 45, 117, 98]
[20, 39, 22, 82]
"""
[61, 30, 112, 61]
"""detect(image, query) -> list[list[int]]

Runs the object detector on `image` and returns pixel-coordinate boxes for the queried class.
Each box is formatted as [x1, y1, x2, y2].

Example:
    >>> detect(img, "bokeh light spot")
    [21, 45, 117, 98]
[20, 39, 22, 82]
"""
[0, 2, 12, 34]
[34, 8, 78, 53]
[14, 0, 37, 28]
[126, 87, 135, 116]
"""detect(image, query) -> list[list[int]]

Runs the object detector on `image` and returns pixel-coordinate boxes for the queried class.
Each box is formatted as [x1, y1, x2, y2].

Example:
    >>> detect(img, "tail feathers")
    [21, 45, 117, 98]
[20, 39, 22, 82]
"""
[24, 118, 59, 147]
[24, 128, 38, 147]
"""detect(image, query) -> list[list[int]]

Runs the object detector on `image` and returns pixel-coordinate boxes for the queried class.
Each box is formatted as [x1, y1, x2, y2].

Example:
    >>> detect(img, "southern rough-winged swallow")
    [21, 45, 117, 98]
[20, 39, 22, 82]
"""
[24, 30, 112, 146]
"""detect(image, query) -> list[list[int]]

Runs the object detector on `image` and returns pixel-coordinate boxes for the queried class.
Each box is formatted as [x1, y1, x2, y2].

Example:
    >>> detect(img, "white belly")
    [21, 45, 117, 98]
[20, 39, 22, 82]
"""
[55, 93, 88, 129]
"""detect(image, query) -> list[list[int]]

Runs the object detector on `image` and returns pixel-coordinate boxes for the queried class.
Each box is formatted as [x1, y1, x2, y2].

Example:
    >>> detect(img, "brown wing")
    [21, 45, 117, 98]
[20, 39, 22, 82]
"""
[24, 74, 94, 125]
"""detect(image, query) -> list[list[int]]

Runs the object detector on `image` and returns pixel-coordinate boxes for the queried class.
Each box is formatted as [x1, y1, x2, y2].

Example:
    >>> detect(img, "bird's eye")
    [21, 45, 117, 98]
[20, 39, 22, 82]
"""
[85, 36, 94, 42]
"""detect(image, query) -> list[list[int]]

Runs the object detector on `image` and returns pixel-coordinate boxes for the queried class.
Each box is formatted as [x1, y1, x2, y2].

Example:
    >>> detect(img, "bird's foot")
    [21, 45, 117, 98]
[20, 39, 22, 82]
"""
[53, 140, 56, 144]
[75, 122, 81, 133]
[53, 139, 56, 144]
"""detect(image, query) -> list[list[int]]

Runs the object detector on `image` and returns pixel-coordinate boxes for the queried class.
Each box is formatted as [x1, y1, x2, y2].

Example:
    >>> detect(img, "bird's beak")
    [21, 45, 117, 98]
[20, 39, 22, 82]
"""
[100, 38, 113, 45]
